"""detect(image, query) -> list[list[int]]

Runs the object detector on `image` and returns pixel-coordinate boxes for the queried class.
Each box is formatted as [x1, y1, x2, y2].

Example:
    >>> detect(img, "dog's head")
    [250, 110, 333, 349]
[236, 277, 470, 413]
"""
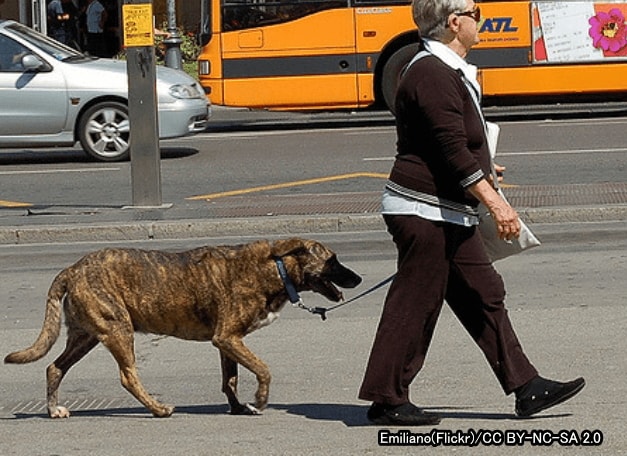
[271, 238, 362, 302]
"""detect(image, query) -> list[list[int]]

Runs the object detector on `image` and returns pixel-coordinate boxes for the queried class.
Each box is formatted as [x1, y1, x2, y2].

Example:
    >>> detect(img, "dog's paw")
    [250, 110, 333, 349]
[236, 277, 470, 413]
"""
[245, 403, 262, 415]
[152, 405, 175, 418]
[49, 406, 70, 419]
[230, 403, 262, 416]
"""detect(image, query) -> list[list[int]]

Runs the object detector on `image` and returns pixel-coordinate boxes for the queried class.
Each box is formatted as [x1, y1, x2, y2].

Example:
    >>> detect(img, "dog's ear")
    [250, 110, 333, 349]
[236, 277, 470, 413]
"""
[271, 238, 310, 258]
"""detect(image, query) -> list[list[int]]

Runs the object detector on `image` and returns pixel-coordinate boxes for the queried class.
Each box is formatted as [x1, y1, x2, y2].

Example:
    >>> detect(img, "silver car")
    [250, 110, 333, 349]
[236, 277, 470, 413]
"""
[0, 20, 210, 162]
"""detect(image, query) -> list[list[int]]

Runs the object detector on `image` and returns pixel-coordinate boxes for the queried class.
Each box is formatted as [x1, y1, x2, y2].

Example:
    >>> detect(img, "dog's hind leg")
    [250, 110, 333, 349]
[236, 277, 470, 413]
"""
[213, 336, 271, 412]
[220, 351, 260, 415]
[99, 327, 174, 418]
[46, 329, 99, 418]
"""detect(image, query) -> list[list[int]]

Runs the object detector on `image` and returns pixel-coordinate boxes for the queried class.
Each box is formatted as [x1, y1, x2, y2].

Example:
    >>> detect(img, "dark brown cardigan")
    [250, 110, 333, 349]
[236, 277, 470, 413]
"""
[388, 50, 492, 214]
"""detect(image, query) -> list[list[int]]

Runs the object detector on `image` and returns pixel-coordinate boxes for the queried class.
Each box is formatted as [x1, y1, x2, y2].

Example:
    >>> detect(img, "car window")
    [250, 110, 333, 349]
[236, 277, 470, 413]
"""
[0, 35, 30, 72]
[6, 22, 85, 62]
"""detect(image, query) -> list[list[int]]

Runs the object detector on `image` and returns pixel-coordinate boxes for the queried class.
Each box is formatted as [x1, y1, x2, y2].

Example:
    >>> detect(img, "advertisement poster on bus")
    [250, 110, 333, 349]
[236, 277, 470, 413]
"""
[533, 1, 627, 62]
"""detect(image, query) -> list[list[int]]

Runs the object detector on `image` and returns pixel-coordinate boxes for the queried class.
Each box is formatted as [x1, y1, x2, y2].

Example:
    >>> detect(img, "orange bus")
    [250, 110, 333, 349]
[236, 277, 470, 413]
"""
[196, 0, 627, 110]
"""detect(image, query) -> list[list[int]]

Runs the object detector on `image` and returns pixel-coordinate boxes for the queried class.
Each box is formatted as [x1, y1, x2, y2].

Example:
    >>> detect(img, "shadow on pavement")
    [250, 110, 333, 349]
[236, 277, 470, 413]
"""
[2, 402, 570, 424]
[0, 147, 198, 165]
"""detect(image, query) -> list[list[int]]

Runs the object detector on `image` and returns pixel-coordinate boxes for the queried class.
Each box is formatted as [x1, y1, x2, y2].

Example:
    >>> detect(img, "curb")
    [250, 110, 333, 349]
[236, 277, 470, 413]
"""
[0, 214, 385, 245]
[521, 204, 627, 224]
[0, 204, 626, 245]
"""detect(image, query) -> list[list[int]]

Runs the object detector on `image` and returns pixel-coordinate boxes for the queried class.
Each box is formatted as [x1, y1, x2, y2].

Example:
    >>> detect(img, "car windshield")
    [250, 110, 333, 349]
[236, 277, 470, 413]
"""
[7, 22, 89, 62]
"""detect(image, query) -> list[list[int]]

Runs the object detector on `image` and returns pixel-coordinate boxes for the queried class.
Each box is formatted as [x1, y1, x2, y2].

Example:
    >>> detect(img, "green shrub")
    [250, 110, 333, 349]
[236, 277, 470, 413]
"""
[116, 24, 200, 80]
[154, 23, 201, 63]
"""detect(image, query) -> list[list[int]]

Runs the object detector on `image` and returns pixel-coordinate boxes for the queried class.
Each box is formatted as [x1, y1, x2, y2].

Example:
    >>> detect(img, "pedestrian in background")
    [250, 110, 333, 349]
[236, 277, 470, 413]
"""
[358, 0, 585, 426]
[102, 0, 120, 57]
[84, 0, 107, 57]
[47, 0, 80, 49]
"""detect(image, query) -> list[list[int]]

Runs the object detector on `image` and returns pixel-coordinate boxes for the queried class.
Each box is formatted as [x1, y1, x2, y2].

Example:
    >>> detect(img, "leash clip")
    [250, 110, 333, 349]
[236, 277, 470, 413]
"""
[311, 307, 328, 321]
[292, 299, 326, 321]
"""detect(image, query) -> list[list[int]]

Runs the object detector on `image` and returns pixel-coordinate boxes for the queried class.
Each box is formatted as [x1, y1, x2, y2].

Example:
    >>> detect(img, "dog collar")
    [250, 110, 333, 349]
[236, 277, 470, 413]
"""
[274, 257, 301, 304]
[273, 257, 331, 321]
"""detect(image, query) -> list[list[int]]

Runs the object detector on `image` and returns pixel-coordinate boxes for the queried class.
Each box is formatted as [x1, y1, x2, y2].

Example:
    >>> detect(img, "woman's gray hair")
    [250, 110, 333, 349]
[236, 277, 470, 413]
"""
[413, 0, 469, 40]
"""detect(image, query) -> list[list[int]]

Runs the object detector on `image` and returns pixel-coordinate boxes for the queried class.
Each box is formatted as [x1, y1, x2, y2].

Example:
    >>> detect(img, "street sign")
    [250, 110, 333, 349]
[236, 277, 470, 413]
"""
[122, 3, 154, 47]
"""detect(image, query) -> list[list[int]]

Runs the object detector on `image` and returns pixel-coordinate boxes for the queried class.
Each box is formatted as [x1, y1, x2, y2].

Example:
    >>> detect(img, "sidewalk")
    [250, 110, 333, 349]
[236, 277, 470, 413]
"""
[2, 273, 625, 455]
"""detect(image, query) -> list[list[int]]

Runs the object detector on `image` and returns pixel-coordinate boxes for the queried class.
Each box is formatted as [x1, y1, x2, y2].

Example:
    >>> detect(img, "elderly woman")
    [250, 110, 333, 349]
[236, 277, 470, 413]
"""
[358, 0, 585, 426]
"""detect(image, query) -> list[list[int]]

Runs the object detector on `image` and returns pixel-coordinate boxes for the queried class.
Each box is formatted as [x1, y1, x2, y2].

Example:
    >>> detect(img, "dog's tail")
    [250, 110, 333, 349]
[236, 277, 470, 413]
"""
[4, 269, 68, 364]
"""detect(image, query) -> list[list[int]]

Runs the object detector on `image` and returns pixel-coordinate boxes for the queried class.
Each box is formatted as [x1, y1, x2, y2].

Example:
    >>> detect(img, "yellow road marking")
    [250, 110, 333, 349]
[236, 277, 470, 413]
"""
[187, 172, 389, 201]
[1, 174, 516, 207]
[0, 200, 32, 208]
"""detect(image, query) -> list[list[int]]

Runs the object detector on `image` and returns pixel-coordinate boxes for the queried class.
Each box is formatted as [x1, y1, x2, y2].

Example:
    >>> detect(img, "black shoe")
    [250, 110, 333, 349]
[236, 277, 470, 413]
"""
[515, 376, 585, 417]
[367, 402, 441, 426]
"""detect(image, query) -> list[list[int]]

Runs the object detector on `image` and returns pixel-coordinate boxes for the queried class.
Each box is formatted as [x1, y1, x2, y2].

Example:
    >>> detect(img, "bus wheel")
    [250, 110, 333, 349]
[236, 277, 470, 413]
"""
[381, 43, 421, 114]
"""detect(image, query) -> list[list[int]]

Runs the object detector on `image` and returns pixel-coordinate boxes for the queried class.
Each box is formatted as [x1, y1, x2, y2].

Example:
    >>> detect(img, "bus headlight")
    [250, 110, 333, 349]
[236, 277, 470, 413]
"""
[169, 83, 204, 99]
[198, 59, 210, 75]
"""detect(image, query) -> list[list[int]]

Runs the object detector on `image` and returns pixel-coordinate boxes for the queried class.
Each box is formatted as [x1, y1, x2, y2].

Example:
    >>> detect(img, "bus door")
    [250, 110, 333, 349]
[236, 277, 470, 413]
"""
[352, 0, 415, 108]
[218, 0, 358, 110]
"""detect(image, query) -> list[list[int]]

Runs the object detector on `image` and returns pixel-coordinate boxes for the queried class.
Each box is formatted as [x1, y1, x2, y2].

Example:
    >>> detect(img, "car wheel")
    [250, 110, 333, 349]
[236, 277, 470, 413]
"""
[381, 43, 420, 114]
[78, 101, 130, 161]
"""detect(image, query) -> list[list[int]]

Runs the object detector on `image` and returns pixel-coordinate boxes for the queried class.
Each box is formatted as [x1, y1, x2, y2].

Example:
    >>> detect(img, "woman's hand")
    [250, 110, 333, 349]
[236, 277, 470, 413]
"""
[488, 198, 521, 241]
[469, 179, 521, 241]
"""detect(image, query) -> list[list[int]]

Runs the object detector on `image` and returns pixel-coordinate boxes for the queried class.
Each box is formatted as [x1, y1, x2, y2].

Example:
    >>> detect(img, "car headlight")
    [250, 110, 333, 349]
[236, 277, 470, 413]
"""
[169, 83, 204, 99]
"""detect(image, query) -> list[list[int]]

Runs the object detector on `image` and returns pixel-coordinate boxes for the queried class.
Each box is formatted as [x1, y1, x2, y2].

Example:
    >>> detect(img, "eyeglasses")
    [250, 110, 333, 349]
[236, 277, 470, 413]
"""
[455, 7, 481, 22]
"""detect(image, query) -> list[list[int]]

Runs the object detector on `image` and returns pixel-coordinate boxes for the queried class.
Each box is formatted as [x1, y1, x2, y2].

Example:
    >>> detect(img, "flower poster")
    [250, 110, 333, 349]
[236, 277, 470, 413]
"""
[533, 1, 627, 62]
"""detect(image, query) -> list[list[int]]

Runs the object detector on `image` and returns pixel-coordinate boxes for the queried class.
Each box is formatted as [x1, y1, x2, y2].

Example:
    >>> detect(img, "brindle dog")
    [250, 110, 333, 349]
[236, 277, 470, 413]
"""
[5, 238, 361, 418]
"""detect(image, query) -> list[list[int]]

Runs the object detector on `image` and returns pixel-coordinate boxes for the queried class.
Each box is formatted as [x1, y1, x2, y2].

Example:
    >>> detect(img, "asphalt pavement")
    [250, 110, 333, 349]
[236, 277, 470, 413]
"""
[0, 105, 626, 245]
[1, 107, 626, 454]
[1, 227, 626, 455]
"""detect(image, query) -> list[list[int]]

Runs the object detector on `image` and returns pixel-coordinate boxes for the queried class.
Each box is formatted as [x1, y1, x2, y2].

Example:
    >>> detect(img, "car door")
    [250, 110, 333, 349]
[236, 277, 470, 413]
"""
[0, 33, 68, 139]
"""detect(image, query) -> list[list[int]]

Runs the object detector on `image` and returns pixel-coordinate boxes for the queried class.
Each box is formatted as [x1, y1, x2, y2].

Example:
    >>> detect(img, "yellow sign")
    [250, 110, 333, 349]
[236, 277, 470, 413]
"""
[122, 4, 154, 47]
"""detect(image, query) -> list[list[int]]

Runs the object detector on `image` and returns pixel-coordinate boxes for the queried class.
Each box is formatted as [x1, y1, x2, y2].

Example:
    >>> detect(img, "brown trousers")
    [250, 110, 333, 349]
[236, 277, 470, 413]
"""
[358, 215, 538, 406]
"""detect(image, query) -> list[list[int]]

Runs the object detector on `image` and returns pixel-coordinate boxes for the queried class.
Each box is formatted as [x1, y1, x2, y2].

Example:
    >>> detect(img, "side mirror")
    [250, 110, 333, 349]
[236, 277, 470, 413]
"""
[21, 54, 48, 71]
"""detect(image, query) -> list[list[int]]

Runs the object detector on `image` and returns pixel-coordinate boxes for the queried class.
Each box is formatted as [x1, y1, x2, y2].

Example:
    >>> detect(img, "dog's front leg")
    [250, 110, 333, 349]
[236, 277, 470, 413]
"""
[220, 351, 259, 415]
[213, 336, 271, 413]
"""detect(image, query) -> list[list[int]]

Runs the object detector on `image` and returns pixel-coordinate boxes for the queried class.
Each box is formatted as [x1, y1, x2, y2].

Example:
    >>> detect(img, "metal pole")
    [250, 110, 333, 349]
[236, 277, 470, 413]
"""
[123, 0, 163, 208]
[32, 0, 47, 33]
[164, 0, 183, 70]
[19, 0, 28, 25]
[127, 46, 162, 207]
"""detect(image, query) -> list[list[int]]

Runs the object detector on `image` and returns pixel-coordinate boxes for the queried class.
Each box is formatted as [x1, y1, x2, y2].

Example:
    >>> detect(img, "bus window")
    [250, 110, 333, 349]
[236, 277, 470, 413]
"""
[223, 0, 348, 31]
[198, 0, 627, 111]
